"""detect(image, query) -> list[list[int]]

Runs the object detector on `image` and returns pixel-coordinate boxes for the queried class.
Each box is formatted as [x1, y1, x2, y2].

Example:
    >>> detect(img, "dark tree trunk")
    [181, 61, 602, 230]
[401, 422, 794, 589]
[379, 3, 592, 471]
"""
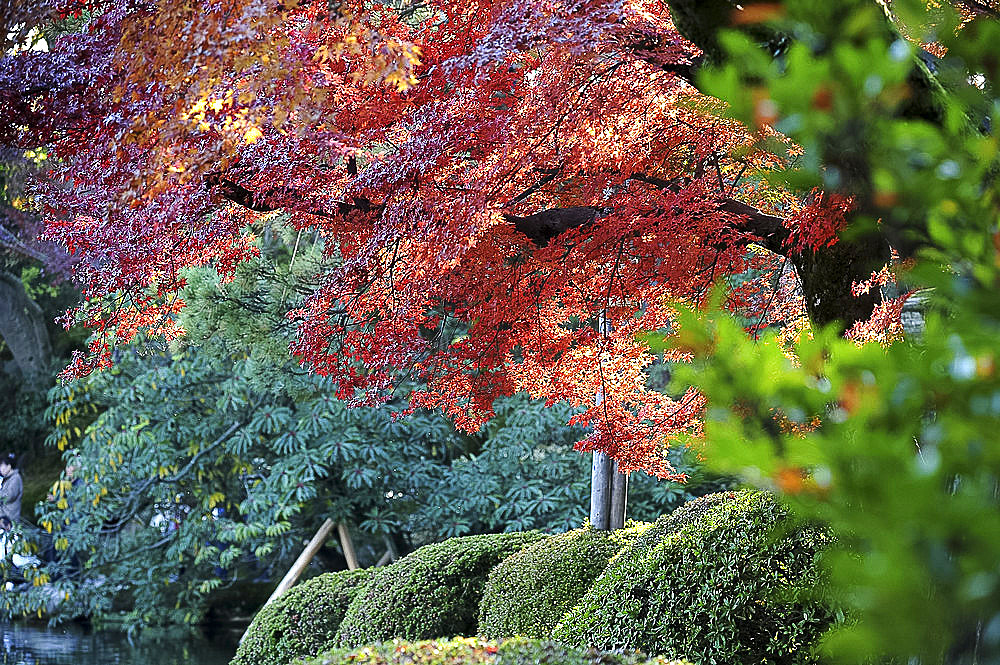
[0, 270, 53, 389]
[791, 231, 893, 330]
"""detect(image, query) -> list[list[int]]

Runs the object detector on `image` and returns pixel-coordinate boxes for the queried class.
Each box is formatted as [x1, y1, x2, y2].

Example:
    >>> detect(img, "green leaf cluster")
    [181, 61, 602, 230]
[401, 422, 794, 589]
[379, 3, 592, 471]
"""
[336, 532, 546, 647]
[552, 491, 836, 665]
[671, 1, 1000, 662]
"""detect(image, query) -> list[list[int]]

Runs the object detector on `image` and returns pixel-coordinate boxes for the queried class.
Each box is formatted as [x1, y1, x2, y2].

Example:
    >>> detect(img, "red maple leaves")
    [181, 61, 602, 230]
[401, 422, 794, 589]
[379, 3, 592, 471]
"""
[17, 0, 882, 473]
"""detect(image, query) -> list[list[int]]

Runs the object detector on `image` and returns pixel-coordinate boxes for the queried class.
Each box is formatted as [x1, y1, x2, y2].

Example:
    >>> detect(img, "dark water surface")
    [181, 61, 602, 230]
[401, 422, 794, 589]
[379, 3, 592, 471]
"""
[0, 621, 240, 665]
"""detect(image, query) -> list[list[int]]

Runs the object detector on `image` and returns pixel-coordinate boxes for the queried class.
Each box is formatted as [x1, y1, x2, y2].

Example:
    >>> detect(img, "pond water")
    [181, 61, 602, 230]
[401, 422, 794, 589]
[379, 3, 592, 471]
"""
[0, 621, 240, 665]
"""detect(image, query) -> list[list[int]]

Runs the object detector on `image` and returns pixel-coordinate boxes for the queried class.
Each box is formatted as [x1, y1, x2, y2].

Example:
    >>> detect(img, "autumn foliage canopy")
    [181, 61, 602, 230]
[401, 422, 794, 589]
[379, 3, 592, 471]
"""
[3, 0, 905, 475]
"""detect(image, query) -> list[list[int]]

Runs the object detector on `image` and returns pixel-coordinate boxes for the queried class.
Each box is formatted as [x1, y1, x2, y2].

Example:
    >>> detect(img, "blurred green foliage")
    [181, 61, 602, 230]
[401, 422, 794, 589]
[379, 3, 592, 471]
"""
[670, 1, 1000, 662]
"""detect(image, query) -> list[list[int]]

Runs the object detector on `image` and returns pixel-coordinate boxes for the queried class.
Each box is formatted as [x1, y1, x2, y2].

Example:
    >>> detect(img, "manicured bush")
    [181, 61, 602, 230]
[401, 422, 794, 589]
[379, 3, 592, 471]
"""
[553, 490, 836, 665]
[231, 568, 371, 665]
[336, 532, 546, 647]
[305, 636, 693, 665]
[478, 523, 650, 639]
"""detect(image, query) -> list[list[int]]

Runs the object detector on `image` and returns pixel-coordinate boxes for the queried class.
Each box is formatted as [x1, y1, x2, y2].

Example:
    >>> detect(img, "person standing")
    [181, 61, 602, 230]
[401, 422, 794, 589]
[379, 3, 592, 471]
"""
[0, 453, 23, 524]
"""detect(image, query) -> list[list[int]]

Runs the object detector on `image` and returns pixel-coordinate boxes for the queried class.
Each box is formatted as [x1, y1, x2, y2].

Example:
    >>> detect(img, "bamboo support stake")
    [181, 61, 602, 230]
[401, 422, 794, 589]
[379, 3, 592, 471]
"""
[338, 521, 359, 571]
[262, 518, 335, 609]
[241, 518, 337, 645]
[382, 535, 398, 562]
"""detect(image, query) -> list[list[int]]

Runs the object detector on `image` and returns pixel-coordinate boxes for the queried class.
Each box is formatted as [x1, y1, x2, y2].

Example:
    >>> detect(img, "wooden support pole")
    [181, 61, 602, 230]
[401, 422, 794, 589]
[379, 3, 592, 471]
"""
[590, 451, 613, 530]
[382, 535, 398, 562]
[241, 518, 336, 645]
[589, 310, 621, 531]
[338, 521, 359, 571]
[262, 518, 336, 609]
[609, 460, 628, 531]
[375, 549, 393, 567]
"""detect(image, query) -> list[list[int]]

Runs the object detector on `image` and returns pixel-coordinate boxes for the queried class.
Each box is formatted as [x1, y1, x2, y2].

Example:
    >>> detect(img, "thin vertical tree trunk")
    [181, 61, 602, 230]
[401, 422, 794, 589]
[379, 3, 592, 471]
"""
[590, 310, 628, 530]
[590, 452, 613, 530]
[591, 455, 628, 530]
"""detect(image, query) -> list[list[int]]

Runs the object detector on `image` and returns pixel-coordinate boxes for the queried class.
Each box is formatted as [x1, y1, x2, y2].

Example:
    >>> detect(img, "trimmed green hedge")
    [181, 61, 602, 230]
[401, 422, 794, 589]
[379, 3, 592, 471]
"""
[553, 490, 836, 665]
[231, 568, 371, 665]
[478, 523, 650, 639]
[336, 532, 546, 647]
[305, 636, 692, 665]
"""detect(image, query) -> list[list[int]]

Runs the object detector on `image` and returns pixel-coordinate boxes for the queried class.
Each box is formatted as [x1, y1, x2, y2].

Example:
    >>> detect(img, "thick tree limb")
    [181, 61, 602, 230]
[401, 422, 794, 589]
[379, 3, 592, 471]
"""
[503, 206, 603, 246]
[717, 198, 789, 253]
[504, 192, 892, 330]
[505, 195, 789, 253]
[210, 171, 879, 330]
[206, 174, 277, 213]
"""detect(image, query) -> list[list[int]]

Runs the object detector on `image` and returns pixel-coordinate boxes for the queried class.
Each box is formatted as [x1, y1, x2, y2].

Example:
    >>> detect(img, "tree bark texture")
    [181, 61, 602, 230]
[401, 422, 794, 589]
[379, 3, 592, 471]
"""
[590, 451, 613, 530]
[0, 270, 52, 389]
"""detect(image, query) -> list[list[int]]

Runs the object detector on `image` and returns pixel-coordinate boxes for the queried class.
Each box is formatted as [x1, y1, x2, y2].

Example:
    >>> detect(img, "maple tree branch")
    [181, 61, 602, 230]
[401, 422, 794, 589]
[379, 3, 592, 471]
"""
[503, 206, 603, 246]
[507, 179, 789, 255]
[206, 174, 378, 219]
[212, 169, 789, 257]
[631, 53, 702, 84]
[508, 166, 563, 205]
[206, 174, 276, 213]
[716, 198, 789, 253]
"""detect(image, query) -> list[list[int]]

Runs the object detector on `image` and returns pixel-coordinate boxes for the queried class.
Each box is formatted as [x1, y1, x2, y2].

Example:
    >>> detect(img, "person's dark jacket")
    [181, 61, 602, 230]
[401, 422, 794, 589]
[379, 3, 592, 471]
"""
[1, 469, 23, 523]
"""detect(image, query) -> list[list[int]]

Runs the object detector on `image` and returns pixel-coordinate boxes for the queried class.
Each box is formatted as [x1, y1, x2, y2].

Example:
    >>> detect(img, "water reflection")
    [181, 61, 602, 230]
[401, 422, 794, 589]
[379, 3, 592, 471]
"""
[0, 621, 238, 665]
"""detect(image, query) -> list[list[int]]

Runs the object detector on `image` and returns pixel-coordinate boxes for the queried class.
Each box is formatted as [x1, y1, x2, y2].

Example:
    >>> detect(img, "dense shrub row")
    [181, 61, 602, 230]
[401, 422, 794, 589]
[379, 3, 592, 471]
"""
[234, 491, 835, 665]
[478, 523, 649, 639]
[336, 532, 546, 647]
[305, 637, 692, 665]
[553, 491, 835, 665]
[232, 569, 372, 665]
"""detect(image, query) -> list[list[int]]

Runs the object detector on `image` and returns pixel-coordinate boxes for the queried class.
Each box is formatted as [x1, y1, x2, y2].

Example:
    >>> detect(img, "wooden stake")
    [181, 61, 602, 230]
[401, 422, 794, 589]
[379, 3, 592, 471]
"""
[338, 521, 359, 571]
[590, 451, 612, 530]
[382, 535, 398, 562]
[609, 460, 628, 530]
[241, 518, 337, 645]
[261, 518, 335, 609]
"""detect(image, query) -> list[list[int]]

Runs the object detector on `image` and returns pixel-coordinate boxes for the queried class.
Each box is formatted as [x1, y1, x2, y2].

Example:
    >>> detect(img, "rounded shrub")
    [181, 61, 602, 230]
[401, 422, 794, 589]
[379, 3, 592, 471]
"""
[478, 523, 650, 639]
[232, 568, 371, 665]
[552, 490, 836, 665]
[305, 636, 693, 665]
[336, 532, 546, 647]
